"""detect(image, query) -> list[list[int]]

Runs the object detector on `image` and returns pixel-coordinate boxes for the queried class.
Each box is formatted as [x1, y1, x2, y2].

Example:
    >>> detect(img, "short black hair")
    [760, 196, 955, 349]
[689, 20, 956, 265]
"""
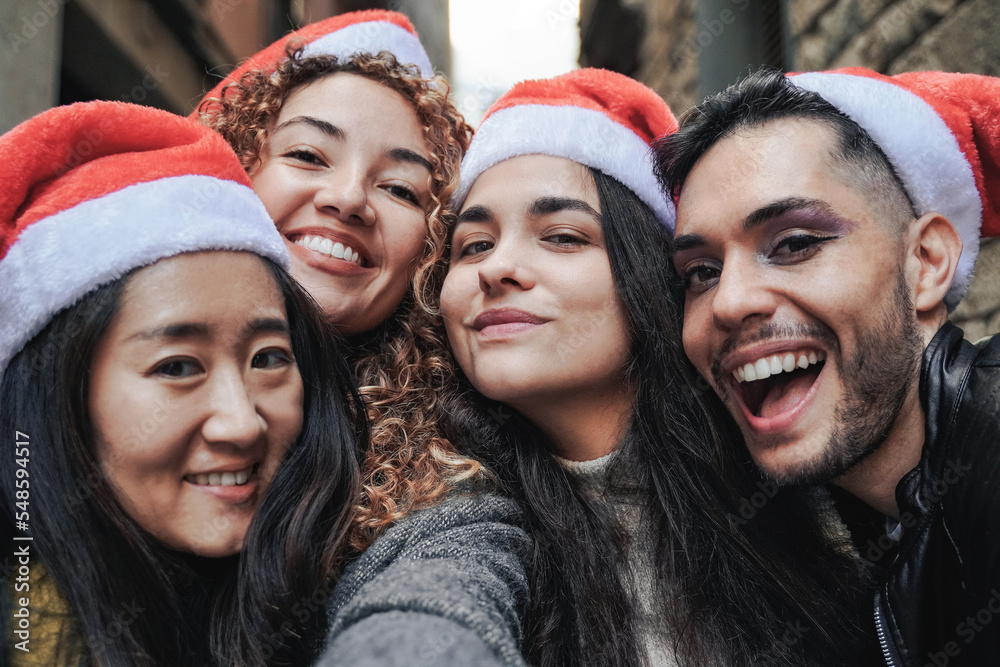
[654, 67, 915, 229]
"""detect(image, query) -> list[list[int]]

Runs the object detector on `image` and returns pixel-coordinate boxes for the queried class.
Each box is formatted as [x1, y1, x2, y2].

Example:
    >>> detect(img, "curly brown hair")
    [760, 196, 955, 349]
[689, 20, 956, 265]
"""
[198, 47, 484, 551]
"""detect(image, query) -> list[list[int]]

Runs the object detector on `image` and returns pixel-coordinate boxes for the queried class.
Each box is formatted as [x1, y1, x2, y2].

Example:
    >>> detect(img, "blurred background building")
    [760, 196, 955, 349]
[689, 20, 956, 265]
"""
[1, 0, 997, 336]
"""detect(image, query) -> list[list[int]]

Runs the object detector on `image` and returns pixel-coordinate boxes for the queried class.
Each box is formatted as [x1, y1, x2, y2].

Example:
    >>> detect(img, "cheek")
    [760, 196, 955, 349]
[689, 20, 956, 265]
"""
[384, 217, 429, 276]
[272, 376, 305, 442]
[250, 166, 293, 227]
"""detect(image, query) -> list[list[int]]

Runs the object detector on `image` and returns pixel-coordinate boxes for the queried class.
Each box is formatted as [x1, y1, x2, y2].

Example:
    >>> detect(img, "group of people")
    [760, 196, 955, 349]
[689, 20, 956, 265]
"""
[1, 9, 997, 666]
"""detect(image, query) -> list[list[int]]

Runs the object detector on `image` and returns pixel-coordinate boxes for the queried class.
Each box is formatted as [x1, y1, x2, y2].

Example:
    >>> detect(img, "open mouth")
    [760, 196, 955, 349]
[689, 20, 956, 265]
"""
[184, 463, 257, 487]
[732, 350, 826, 419]
[291, 234, 368, 268]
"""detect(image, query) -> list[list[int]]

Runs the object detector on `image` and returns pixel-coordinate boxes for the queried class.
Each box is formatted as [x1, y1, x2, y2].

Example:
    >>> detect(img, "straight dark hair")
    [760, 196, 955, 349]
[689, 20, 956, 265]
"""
[0, 256, 364, 666]
[653, 67, 915, 227]
[451, 167, 875, 666]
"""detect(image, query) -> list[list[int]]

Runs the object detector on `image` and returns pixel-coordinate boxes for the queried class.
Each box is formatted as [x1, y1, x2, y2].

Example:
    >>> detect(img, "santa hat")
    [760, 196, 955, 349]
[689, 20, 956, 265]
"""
[789, 68, 1000, 309]
[197, 9, 433, 114]
[455, 68, 678, 229]
[0, 101, 288, 380]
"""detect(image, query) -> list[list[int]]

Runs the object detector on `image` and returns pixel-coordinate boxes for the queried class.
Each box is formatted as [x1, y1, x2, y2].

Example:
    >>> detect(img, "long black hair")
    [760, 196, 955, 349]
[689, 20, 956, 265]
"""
[449, 167, 876, 666]
[0, 256, 365, 666]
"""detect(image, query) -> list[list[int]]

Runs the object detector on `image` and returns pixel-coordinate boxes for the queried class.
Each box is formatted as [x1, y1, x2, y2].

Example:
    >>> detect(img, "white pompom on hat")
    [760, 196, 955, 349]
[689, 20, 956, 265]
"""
[196, 9, 434, 115]
[455, 68, 679, 230]
[0, 101, 288, 380]
[789, 67, 1000, 309]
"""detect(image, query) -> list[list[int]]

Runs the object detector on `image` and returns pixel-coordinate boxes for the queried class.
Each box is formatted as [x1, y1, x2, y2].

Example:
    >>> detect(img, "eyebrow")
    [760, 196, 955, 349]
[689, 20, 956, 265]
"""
[388, 147, 433, 173]
[529, 196, 601, 222]
[742, 197, 833, 232]
[129, 318, 290, 342]
[273, 116, 343, 140]
[273, 116, 431, 173]
[672, 197, 834, 254]
[456, 204, 493, 225]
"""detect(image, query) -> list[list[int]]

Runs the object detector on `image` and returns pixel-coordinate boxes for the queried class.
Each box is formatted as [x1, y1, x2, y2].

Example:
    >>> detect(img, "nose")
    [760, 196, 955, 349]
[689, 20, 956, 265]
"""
[710, 255, 778, 330]
[477, 239, 535, 294]
[201, 367, 266, 449]
[313, 164, 375, 226]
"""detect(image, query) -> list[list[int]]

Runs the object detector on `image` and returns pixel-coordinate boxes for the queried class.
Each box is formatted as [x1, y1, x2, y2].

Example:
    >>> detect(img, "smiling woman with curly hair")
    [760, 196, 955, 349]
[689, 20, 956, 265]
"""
[196, 10, 531, 667]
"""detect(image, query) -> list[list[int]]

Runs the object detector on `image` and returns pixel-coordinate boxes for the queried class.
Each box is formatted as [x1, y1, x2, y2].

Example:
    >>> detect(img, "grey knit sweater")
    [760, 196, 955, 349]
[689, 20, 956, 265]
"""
[315, 492, 532, 667]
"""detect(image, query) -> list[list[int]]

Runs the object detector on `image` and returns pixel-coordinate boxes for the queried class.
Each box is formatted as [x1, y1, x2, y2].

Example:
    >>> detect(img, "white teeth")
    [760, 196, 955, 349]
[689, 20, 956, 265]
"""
[734, 349, 826, 384]
[782, 353, 796, 373]
[293, 235, 363, 266]
[185, 466, 254, 486]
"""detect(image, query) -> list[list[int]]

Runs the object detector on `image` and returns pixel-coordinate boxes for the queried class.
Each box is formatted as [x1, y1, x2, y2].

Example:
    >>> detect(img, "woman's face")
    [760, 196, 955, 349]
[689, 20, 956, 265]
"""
[441, 155, 631, 415]
[88, 252, 304, 558]
[250, 72, 433, 335]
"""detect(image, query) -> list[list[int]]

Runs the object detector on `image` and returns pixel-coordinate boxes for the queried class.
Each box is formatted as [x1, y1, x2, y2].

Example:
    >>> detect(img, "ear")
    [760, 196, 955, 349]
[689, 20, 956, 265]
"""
[906, 212, 963, 315]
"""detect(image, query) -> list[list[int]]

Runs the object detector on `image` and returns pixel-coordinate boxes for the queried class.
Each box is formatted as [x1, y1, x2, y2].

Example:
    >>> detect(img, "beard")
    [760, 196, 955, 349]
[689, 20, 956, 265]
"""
[770, 270, 924, 486]
[710, 268, 925, 487]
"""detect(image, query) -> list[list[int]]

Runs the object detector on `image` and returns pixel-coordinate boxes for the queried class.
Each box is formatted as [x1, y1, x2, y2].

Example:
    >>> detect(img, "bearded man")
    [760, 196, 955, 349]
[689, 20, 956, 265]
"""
[655, 68, 1000, 666]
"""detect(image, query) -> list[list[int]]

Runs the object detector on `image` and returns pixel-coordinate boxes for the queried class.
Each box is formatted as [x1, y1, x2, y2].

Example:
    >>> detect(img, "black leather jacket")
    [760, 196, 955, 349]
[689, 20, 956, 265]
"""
[876, 323, 1000, 666]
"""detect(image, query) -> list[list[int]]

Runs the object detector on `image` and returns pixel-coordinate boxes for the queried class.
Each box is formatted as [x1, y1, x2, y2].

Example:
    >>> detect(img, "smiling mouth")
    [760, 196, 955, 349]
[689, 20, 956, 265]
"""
[291, 234, 367, 267]
[731, 350, 826, 419]
[184, 463, 257, 487]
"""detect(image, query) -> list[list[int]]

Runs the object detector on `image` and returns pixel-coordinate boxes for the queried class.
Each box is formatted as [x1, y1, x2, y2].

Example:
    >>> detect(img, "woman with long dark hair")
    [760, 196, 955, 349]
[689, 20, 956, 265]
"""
[438, 69, 878, 665]
[0, 102, 363, 665]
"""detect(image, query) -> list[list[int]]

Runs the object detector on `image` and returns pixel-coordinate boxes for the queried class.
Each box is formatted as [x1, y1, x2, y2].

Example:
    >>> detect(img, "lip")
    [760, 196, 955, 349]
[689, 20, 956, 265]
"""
[184, 463, 259, 503]
[284, 227, 372, 276]
[472, 307, 548, 340]
[188, 478, 259, 504]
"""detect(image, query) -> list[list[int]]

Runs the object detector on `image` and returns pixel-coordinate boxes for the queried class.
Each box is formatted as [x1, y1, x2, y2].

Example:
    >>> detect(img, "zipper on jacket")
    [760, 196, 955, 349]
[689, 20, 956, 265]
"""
[874, 592, 902, 666]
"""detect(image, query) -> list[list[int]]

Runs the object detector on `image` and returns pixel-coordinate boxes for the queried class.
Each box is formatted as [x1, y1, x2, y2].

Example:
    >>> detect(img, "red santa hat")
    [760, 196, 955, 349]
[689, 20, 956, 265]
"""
[455, 68, 678, 229]
[789, 68, 1000, 308]
[0, 101, 288, 379]
[197, 9, 433, 114]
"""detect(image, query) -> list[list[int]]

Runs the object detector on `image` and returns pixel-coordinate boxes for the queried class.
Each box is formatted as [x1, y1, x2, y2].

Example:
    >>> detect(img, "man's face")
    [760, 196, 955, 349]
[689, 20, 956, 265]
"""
[673, 118, 924, 485]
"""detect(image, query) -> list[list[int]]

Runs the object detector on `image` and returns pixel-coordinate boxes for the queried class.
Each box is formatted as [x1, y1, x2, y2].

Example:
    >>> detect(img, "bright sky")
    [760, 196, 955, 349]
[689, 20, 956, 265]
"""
[450, 0, 581, 127]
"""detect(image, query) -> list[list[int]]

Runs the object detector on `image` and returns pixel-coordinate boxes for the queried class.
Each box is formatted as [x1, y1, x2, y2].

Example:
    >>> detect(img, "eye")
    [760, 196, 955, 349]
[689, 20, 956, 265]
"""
[283, 148, 325, 167]
[543, 232, 587, 246]
[770, 233, 837, 261]
[458, 239, 493, 258]
[682, 263, 721, 294]
[251, 348, 293, 370]
[154, 358, 202, 378]
[384, 183, 420, 206]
